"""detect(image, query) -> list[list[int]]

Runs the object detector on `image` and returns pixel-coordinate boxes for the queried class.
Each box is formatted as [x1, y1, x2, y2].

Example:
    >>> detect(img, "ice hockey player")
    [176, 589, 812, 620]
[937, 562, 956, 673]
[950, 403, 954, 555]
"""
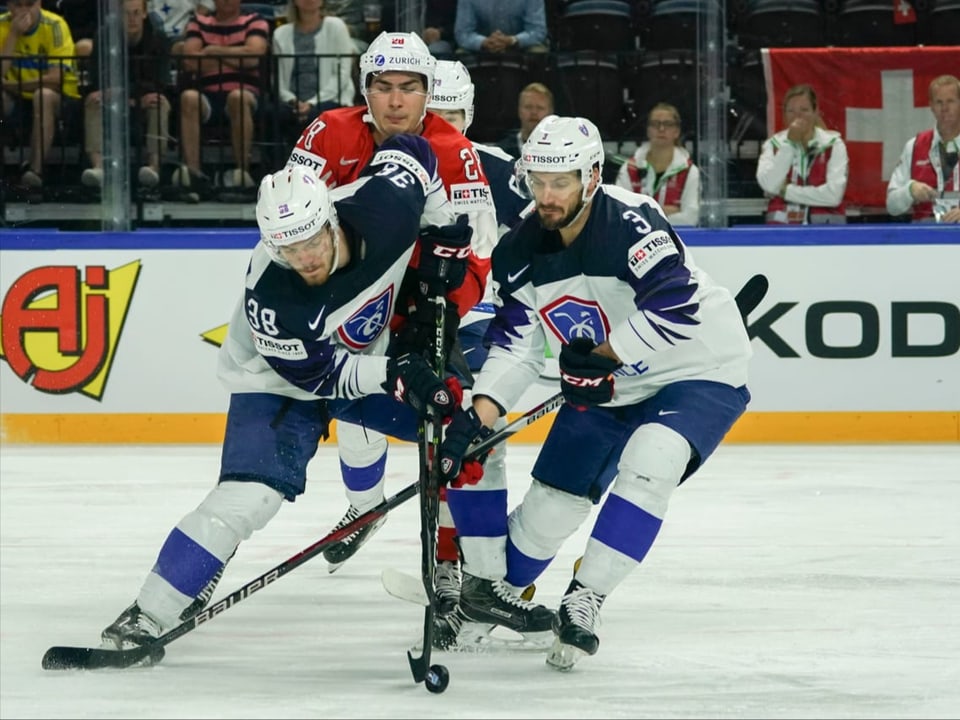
[98, 134, 471, 660]
[284, 31, 498, 576]
[436, 115, 753, 669]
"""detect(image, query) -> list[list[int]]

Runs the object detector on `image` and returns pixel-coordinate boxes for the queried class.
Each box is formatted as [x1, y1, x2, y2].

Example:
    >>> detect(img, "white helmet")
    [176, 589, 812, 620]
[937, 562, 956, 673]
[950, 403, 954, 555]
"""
[256, 166, 338, 267]
[359, 31, 436, 101]
[428, 60, 475, 134]
[520, 115, 605, 203]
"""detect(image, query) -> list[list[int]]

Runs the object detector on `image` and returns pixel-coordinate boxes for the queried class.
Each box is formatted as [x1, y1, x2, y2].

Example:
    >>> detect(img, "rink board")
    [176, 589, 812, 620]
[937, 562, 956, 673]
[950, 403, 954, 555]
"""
[1, 226, 958, 443]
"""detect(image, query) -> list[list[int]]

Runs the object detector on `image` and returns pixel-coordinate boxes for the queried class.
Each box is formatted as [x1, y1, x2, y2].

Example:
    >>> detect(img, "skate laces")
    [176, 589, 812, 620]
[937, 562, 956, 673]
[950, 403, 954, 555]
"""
[137, 609, 163, 639]
[115, 605, 162, 639]
[562, 584, 604, 631]
[492, 579, 541, 610]
[435, 561, 461, 601]
[332, 505, 362, 542]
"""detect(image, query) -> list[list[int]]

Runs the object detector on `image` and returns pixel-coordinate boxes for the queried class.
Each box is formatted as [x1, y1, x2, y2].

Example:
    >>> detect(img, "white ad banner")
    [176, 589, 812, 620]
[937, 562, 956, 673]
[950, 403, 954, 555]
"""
[1, 244, 958, 414]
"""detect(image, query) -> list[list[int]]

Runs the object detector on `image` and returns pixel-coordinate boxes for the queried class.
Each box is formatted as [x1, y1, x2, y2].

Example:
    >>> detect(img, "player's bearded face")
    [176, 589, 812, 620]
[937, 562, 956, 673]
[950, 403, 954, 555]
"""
[529, 171, 584, 230]
[279, 225, 337, 285]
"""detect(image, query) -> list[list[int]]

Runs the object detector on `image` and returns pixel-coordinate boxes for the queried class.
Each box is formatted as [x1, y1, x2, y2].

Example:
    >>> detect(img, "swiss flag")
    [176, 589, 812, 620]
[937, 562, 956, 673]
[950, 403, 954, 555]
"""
[893, 0, 917, 24]
[762, 47, 960, 207]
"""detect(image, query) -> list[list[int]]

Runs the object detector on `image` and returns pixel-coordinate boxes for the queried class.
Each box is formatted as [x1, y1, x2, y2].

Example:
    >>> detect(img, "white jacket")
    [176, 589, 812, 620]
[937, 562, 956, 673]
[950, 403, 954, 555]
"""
[886, 127, 959, 217]
[271, 16, 356, 107]
[614, 143, 701, 226]
[756, 126, 848, 208]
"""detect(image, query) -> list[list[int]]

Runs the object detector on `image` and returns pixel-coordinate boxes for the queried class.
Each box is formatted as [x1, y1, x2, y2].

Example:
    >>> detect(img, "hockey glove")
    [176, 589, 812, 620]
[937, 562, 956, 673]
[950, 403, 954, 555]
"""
[417, 215, 473, 296]
[392, 295, 461, 361]
[383, 353, 456, 418]
[438, 406, 493, 486]
[558, 337, 622, 410]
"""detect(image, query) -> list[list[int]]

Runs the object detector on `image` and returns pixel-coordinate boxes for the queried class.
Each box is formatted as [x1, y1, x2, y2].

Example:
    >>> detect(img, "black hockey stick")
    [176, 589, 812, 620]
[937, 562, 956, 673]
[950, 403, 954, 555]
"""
[40, 387, 567, 672]
[734, 273, 769, 324]
[462, 273, 767, 459]
[40, 480, 421, 671]
[406, 288, 450, 692]
[41, 275, 767, 674]
[465, 391, 565, 459]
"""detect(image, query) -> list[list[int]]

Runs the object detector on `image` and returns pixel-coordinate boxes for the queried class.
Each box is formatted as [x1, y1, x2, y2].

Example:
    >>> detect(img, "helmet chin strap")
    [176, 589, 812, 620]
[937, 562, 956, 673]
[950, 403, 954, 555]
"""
[362, 108, 384, 136]
[328, 226, 341, 277]
[560, 199, 590, 229]
[558, 172, 598, 229]
[362, 108, 428, 138]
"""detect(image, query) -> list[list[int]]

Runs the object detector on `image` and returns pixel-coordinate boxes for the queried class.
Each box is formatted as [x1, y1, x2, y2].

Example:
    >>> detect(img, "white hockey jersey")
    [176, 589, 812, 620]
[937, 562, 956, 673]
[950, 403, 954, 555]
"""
[218, 137, 455, 401]
[473, 185, 753, 412]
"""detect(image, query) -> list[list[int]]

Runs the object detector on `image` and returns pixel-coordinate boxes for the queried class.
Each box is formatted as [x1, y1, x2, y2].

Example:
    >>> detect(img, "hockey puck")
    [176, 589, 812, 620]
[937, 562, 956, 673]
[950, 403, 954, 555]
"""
[424, 663, 450, 693]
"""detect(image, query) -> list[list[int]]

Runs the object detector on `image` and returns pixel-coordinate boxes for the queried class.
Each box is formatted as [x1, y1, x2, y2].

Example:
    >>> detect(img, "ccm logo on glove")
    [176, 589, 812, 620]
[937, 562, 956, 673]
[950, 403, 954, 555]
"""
[558, 337, 622, 410]
[559, 373, 608, 388]
[430, 244, 471, 259]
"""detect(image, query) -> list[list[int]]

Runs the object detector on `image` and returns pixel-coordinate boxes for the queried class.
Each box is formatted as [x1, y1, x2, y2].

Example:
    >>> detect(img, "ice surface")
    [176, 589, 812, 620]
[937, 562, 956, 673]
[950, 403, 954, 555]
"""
[1, 442, 958, 719]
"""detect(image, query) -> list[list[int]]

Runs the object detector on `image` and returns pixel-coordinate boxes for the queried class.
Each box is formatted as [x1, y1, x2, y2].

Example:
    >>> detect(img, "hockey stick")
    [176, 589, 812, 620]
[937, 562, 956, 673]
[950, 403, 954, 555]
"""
[40, 376, 572, 671]
[734, 273, 769, 324]
[42, 276, 767, 673]
[465, 390, 565, 458]
[40, 480, 421, 671]
[406, 289, 450, 692]
[460, 273, 767, 458]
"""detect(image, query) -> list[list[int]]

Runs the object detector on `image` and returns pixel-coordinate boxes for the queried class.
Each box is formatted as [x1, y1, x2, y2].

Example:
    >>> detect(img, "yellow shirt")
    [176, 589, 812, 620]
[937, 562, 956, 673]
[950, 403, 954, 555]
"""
[0, 8, 79, 99]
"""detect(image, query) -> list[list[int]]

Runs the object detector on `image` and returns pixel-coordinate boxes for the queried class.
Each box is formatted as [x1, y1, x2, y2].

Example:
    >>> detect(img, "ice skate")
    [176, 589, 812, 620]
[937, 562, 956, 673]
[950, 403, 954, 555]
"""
[322, 505, 386, 572]
[546, 579, 605, 671]
[434, 560, 461, 617]
[458, 572, 556, 645]
[430, 604, 495, 651]
[100, 603, 164, 666]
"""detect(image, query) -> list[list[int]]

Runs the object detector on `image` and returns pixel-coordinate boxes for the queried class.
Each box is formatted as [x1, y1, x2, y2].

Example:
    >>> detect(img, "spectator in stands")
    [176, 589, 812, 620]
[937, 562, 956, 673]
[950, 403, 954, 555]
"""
[1, 0, 80, 190]
[454, 0, 548, 55]
[756, 83, 848, 225]
[495, 81, 553, 158]
[324, 0, 391, 53]
[173, 0, 270, 193]
[614, 102, 700, 226]
[272, 0, 356, 143]
[422, 0, 456, 57]
[81, 0, 171, 191]
[149, 0, 214, 55]
[886, 74, 960, 224]
[43, 0, 95, 57]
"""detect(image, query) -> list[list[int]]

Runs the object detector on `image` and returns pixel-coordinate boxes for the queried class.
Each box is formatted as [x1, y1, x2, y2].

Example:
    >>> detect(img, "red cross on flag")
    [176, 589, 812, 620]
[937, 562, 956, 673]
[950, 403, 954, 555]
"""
[762, 47, 960, 208]
[893, 0, 917, 24]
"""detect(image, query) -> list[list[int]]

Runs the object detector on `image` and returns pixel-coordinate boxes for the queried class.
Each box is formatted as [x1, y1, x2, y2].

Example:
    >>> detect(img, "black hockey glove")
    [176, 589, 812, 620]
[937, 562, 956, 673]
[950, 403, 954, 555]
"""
[383, 353, 457, 418]
[393, 295, 461, 361]
[438, 406, 494, 486]
[417, 214, 473, 296]
[558, 338, 622, 410]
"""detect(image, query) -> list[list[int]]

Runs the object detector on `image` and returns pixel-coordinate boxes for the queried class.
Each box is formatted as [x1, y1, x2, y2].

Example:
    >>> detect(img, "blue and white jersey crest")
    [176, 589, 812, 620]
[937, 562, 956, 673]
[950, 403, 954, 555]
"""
[474, 185, 753, 410]
[540, 296, 610, 344]
[217, 134, 445, 401]
[338, 286, 394, 350]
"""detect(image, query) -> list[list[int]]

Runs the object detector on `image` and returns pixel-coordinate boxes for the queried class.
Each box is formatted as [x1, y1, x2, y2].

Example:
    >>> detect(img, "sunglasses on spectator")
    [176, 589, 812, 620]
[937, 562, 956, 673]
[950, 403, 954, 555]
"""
[648, 120, 679, 130]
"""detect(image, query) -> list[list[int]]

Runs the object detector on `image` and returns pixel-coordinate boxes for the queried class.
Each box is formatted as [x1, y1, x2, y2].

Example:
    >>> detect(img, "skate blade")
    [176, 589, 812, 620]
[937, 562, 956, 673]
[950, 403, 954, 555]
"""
[546, 639, 587, 671]
[413, 621, 549, 654]
[517, 630, 555, 651]
[448, 624, 552, 654]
